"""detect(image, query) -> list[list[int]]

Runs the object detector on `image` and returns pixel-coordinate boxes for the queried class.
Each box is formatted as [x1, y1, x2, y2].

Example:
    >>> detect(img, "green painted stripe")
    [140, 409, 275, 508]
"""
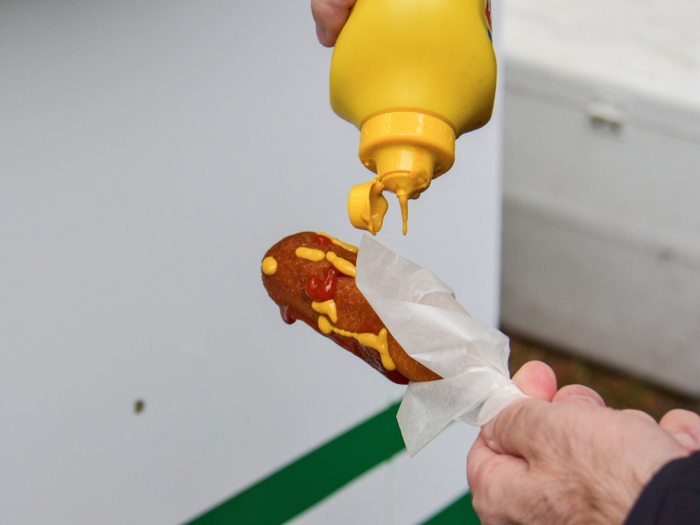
[420, 492, 481, 525]
[184, 401, 405, 525]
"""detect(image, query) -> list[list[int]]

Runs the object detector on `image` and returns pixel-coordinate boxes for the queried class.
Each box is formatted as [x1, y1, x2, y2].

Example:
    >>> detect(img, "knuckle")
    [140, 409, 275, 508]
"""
[466, 458, 483, 488]
[470, 493, 491, 523]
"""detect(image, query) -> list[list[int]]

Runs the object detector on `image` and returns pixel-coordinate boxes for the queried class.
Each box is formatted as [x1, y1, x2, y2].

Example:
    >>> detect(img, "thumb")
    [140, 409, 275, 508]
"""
[478, 361, 558, 458]
[481, 397, 551, 459]
[510, 360, 557, 401]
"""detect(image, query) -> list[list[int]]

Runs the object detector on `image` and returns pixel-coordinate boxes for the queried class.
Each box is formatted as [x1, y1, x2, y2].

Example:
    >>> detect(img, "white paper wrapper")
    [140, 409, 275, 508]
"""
[356, 235, 528, 457]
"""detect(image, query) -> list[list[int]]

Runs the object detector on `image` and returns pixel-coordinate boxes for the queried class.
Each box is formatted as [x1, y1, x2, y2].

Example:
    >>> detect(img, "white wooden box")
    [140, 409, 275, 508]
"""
[501, 0, 700, 394]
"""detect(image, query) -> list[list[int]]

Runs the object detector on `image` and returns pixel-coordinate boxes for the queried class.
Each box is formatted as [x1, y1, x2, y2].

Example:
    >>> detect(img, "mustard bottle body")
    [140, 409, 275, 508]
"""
[330, 0, 497, 234]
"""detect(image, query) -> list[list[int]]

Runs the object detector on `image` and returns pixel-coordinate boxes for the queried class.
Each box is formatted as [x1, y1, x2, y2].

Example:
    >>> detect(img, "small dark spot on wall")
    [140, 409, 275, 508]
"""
[134, 399, 145, 414]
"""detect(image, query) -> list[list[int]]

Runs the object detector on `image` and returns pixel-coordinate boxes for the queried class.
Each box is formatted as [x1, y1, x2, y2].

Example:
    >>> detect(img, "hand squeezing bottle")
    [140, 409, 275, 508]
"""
[330, 0, 497, 235]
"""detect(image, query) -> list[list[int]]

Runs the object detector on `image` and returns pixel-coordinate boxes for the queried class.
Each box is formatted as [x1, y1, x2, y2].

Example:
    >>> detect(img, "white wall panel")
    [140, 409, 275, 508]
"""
[0, 1, 502, 523]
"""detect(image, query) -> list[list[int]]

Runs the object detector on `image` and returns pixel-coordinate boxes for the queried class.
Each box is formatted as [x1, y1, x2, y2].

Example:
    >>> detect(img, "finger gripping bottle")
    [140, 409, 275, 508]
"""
[330, 0, 497, 235]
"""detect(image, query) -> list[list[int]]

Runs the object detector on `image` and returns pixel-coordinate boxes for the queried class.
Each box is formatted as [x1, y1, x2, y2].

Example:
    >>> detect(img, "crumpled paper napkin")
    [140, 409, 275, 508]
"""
[356, 235, 528, 457]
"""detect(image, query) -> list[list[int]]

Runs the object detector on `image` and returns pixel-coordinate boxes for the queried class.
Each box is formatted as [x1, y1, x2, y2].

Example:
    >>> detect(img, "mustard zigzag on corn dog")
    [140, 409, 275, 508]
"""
[261, 232, 441, 384]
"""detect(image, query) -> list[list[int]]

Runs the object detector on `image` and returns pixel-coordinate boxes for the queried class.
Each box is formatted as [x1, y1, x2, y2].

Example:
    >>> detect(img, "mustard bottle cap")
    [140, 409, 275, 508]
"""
[347, 112, 456, 235]
[348, 180, 389, 235]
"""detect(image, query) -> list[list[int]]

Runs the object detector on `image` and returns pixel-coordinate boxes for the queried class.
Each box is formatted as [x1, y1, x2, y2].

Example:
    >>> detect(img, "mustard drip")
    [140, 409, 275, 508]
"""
[316, 232, 359, 254]
[397, 190, 409, 236]
[312, 300, 338, 323]
[296, 247, 325, 262]
[326, 252, 356, 277]
[317, 315, 395, 371]
[261, 256, 278, 276]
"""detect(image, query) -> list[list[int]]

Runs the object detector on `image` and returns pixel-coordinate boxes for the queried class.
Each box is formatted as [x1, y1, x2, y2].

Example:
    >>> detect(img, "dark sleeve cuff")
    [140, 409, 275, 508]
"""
[624, 451, 700, 525]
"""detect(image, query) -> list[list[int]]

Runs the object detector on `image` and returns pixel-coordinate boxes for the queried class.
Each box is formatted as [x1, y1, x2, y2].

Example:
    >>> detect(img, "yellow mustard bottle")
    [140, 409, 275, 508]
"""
[330, 0, 496, 235]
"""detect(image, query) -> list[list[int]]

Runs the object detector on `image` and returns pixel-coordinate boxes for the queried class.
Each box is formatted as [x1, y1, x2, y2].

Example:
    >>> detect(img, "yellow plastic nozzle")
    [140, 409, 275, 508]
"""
[347, 112, 455, 235]
[359, 112, 455, 181]
[348, 180, 389, 235]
